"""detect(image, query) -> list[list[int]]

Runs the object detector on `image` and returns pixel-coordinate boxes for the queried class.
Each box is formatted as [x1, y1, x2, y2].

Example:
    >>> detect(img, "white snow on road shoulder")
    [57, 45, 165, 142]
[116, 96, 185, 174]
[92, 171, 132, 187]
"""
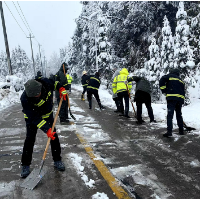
[68, 153, 95, 188]
[92, 192, 109, 199]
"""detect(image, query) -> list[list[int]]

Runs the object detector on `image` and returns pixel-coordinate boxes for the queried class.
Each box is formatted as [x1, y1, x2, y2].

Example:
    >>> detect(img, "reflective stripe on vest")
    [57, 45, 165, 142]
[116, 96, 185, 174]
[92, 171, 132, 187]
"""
[37, 120, 46, 128]
[90, 77, 100, 83]
[34, 92, 51, 107]
[166, 94, 185, 99]
[87, 86, 98, 90]
[169, 77, 184, 84]
[160, 86, 166, 90]
[42, 111, 53, 118]
[24, 111, 53, 119]
[54, 81, 59, 90]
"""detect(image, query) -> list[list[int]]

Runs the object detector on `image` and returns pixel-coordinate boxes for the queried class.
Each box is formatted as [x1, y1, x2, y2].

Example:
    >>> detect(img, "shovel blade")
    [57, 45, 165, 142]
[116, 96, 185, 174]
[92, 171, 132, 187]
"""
[21, 166, 48, 190]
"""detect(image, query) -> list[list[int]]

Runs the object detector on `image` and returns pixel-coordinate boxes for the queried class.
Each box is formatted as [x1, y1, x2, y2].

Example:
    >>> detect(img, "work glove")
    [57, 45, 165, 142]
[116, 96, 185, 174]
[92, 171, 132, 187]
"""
[59, 87, 67, 100]
[124, 80, 128, 85]
[46, 128, 56, 140]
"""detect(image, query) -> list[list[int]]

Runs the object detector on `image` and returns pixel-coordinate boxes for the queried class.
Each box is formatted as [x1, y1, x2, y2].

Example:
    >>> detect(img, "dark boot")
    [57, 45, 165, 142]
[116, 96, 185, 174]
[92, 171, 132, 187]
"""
[81, 94, 85, 101]
[163, 132, 172, 137]
[60, 119, 69, 125]
[54, 161, 65, 171]
[89, 100, 92, 109]
[124, 106, 130, 118]
[98, 102, 105, 110]
[150, 120, 157, 123]
[21, 165, 30, 178]
[179, 129, 185, 135]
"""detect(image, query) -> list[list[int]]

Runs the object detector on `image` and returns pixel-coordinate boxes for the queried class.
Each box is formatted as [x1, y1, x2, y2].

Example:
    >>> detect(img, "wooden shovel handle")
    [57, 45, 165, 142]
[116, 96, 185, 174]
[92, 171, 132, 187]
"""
[42, 96, 63, 160]
[125, 83, 137, 116]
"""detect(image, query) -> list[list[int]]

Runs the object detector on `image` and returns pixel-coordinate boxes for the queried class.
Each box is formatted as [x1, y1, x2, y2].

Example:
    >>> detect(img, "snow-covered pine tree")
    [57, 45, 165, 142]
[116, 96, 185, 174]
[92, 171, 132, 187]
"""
[147, 37, 162, 102]
[174, 1, 195, 105]
[35, 53, 42, 74]
[174, 1, 195, 73]
[11, 46, 32, 80]
[0, 51, 9, 80]
[161, 15, 174, 74]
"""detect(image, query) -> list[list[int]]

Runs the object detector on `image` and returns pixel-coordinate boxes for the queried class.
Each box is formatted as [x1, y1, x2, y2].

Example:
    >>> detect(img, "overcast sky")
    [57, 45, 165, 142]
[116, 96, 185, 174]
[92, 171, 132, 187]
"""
[0, 1, 82, 60]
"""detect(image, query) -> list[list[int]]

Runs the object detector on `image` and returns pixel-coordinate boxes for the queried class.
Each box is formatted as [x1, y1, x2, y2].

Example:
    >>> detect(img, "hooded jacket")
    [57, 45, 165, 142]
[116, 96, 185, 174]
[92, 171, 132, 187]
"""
[159, 69, 185, 103]
[55, 65, 69, 98]
[112, 69, 120, 98]
[112, 68, 132, 94]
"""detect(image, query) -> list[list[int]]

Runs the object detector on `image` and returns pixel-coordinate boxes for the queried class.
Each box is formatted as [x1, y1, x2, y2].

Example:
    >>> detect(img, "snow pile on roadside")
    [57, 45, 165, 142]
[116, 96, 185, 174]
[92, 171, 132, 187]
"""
[0, 88, 22, 111]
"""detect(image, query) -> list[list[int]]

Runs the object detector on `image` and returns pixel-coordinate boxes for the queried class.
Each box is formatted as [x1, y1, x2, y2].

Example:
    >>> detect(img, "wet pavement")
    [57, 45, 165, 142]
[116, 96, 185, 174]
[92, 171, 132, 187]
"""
[0, 88, 200, 198]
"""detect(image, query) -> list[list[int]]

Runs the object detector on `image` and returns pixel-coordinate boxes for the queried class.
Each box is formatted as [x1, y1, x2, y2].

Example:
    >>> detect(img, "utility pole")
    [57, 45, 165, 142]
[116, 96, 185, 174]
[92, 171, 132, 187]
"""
[0, 1, 12, 75]
[38, 44, 43, 75]
[27, 33, 36, 76]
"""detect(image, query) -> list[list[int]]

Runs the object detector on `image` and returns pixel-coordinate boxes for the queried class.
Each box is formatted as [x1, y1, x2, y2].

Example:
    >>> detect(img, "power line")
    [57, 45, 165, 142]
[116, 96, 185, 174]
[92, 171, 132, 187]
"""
[16, 1, 40, 45]
[16, 1, 33, 35]
[4, 1, 27, 37]
[12, 1, 30, 34]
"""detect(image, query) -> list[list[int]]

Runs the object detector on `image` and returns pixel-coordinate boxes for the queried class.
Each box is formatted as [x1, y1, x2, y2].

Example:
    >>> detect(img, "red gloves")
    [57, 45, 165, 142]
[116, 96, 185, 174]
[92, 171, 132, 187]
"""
[59, 87, 67, 100]
[46, 128, 56, 140]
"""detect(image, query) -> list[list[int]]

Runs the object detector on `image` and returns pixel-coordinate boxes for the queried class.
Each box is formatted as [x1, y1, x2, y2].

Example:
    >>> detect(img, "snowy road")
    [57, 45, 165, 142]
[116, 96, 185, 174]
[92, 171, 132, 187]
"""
[0, 88, 200, 198]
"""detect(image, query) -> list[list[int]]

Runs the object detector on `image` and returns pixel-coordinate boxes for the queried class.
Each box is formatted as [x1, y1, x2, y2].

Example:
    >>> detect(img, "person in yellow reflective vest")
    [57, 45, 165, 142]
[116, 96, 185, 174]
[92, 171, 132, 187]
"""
[112, 68, 132, 118]
[66, 73, 73, 93]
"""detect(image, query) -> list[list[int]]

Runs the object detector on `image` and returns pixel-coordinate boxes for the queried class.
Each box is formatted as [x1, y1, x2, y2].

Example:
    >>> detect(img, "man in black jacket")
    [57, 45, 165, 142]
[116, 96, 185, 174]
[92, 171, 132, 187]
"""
[126, 76, 156, 124]
[55, 62, 69, 124]
[81, 70, 90, 101]
[159, 68, 185, 137]
[87, 72, 105, 110]
[35, 71, 43, 79]
[20, 77, 67, 178]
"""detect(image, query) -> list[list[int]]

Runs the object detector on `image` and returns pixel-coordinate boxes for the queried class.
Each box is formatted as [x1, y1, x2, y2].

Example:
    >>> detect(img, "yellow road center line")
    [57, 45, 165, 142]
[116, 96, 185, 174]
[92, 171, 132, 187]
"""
[76, 132, 131, 199]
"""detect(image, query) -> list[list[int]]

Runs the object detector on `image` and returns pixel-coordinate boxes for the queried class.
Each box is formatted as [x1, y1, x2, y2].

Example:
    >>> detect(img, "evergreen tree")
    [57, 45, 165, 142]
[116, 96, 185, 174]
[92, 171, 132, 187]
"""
[147, 37, 161, 101]
[161, 15, 174, 73]
[174, 1, 195, 73]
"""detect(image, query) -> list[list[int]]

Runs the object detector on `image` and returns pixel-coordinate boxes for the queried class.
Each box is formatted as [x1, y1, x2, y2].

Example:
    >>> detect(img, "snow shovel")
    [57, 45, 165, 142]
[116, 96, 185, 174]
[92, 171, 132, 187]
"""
[183, 121, 196, 131]
[62, 64, 76, 120]
[67, 93, 76, 120]
[21, 96, 63, 190]
[125, 83, 137, 118]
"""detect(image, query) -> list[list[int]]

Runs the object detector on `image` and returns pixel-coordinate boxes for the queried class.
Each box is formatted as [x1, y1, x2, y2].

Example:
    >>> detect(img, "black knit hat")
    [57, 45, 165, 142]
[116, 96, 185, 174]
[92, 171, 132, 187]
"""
[24, 79, 42, 97]
[169, 68, 180, 76]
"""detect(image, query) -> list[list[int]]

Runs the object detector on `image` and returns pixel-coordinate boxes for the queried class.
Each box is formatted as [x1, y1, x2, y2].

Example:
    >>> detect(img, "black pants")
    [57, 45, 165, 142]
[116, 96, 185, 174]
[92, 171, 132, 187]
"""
[87, 89, 101, 108]
[167, 100, 183, 133]
[82, 86, 87, 95]
[68, 84, 71, 92]
[57, 97, 68, 121]
[117, 91, 129, 116]
[113, 96, 121, 111]
[135, 90, 154, 122]
[21, 114, 61, 166]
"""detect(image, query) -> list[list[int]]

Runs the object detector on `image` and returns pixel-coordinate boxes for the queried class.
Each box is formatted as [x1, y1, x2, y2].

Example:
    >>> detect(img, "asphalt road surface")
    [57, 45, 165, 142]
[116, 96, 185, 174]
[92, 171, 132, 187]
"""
[0, 88, 200, 199]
